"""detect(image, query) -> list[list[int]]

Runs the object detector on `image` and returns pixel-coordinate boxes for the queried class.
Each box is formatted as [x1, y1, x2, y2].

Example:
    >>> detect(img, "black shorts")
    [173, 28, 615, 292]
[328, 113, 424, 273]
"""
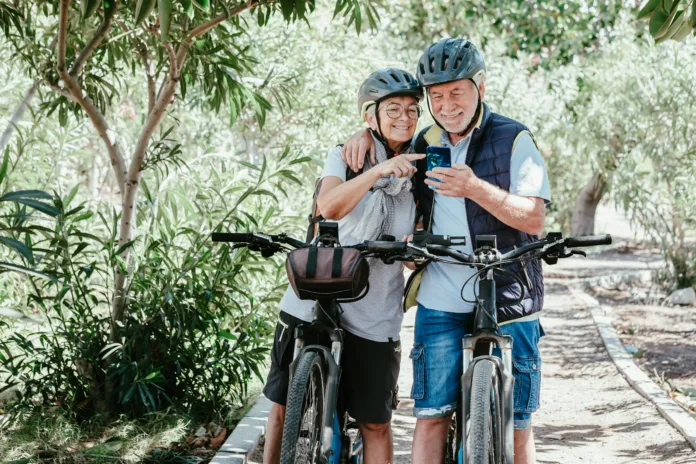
[263, 311, 401, 424]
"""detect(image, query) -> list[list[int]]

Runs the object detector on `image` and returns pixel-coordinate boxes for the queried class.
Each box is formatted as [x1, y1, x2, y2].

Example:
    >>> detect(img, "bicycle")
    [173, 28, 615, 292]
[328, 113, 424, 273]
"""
[213, 227, 611, 464]
[423, 232, 613, 464]
[213, 224, 466, 464]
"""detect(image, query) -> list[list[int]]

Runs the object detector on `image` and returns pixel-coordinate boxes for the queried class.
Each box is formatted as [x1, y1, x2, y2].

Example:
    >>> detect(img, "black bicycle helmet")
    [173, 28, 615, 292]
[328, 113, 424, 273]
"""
[357, 68, 423, 117]
[416, 38, 485, 87]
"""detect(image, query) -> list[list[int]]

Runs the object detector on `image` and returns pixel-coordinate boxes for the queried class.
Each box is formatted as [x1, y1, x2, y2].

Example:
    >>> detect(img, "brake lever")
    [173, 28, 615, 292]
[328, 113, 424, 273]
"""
[541, 247, 586, 265]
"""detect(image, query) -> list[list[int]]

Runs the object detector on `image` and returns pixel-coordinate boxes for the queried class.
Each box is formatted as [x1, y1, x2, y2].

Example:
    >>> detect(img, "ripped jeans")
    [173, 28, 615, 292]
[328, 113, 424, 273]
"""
[410, 304, 544, 430]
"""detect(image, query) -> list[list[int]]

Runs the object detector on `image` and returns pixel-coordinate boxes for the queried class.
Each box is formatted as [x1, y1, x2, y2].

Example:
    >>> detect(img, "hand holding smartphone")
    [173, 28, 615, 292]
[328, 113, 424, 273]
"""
[426, 146, 452, 190]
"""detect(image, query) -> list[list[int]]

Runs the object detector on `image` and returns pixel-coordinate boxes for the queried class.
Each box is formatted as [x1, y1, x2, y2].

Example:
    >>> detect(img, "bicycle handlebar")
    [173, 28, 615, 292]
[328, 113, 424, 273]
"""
[212, 232, 255, 243]
[212, 229, 612, 267]
[565, 234, 612, 248]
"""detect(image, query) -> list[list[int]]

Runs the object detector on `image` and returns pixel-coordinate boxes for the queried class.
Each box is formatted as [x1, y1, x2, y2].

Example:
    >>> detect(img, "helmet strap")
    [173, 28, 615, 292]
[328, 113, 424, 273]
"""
[373, 101, 389, 146]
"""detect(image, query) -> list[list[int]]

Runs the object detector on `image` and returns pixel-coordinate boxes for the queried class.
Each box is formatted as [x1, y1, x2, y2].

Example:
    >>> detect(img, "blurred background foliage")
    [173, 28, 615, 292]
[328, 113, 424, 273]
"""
[0, 0, 694, 461]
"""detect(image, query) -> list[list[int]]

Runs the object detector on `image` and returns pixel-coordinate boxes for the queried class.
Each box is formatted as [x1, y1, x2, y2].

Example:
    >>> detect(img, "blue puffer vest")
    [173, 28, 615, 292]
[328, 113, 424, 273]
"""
[413, 102, 544, 323]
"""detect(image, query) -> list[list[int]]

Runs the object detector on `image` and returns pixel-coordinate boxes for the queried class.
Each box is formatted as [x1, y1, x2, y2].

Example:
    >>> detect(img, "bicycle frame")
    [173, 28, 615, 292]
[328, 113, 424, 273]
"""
[460, 270, 515, 463]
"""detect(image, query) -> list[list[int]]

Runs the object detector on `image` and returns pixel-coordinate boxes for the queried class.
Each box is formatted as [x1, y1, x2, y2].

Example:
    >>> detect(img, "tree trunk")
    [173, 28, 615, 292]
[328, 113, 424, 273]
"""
[570, 171, 607, 236]
[0, 80, 38, 155]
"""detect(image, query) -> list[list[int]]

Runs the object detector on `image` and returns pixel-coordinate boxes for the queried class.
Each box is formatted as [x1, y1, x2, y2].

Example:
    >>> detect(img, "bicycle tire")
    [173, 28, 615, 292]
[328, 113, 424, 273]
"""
[280, 351, 325, 464]
[467, 359, 503, 464]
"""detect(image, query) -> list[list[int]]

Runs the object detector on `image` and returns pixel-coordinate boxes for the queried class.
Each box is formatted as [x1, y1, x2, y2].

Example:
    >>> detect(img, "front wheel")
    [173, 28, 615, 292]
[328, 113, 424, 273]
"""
[280, 351, 326, 464]
[467, 359, 503, 464]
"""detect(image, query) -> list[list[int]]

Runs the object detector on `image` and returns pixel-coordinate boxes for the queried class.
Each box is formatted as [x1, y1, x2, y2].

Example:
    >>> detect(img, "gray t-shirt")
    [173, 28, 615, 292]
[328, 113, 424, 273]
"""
[417, 131, 551, 313]
[279, 146, 416, 342]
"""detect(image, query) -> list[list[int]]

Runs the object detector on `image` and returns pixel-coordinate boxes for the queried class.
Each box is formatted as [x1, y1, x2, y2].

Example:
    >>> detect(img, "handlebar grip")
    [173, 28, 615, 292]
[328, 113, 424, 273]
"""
[212, 232, 254, 243]
[566, 234, 612, 247]
[361, 241, 407, 252]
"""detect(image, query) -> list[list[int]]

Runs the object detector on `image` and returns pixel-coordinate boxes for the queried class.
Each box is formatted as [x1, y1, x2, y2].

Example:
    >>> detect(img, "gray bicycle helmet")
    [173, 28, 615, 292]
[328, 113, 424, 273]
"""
[357, 68, 423, 117]
[416, 38, 485, 87]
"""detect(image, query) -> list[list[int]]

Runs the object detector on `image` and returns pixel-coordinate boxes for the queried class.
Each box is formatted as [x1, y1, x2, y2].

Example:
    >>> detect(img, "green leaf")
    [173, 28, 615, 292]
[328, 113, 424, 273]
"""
[0, 262, 58, 282]
[0, 190, 53, 202]
[238, 160, 261, 171]
[289, 156, 313, 165]
[218, 330, 237, 340]
[81, 0, 101, 19]
[0, 147, 9, 186]
[0, 237, 33, 261]
[114, 239, 137, 256]
[135, 0, 157, 25]
[651, 0, 681, 38]
[660, 0, 674, 14]
[58, 104, 68, 127]
[64, 184, 79, 207]
[257, 6, 264, 26]
[280, 0, 294, 20]
[192, 0, 210, 12]
[691, 0, 696, 27]
[158, 0, 173, 42]
[181, 0, 193, 16]
[354, 1, 362, 34]
[72, 242, 89, 257]
[13, 199, 61, 216]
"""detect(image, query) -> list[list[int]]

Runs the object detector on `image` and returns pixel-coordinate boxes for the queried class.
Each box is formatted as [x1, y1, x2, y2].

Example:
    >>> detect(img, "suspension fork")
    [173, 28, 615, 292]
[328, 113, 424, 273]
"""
[461, 269, 515, 463]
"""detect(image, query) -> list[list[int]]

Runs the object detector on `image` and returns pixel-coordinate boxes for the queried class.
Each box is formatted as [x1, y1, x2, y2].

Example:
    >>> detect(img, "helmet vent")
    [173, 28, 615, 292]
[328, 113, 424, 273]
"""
[390, 72, 400, 82]
[454, 57, 462, 69]
[464, 42, 471, 48]
[429, 58, 435, 73]
[378, 78, 389, 85]
[443, 54, 450, 70]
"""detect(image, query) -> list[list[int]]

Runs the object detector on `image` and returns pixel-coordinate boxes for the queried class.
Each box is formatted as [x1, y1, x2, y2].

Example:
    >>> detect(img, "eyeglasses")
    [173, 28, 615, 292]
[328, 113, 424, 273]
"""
[380, 104, 422, 120]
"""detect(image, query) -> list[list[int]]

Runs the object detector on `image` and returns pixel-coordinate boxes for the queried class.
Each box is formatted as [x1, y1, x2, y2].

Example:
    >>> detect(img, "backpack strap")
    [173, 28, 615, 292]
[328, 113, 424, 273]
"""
[306, 177, 325, 242]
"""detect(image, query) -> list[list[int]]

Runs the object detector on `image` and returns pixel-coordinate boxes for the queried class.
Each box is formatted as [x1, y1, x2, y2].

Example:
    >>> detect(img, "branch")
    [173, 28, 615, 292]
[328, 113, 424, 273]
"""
[176, 0, 259, 69]
[57, 0, 70, 72]
[55, 0, 127, 191]
[164, 42, 178, 78]
[192, 0, 259, 39]
[71, 0, 119, 77]
[45, 79, 77, 101]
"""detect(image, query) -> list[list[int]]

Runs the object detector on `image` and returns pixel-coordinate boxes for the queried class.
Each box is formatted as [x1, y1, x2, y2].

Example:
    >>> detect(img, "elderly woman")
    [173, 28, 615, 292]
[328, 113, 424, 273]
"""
[263, 68, 424, 464]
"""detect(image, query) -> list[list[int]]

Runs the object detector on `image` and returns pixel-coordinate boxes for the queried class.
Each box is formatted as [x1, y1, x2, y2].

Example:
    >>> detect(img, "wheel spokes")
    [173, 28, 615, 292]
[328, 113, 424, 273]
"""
[295, 368, 322, 463]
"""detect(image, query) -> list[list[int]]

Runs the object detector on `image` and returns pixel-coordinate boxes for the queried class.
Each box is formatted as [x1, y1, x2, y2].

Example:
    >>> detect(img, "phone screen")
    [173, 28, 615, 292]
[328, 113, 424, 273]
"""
[426, 146, 452, 190]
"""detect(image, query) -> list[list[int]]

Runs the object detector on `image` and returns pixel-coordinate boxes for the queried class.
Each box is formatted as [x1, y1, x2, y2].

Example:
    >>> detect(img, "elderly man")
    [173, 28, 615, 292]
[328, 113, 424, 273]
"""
[341, 38, 551, 464]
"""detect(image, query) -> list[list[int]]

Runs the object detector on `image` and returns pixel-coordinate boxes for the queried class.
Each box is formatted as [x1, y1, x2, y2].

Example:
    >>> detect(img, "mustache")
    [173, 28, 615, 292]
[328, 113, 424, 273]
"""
[438, 110, 464, 118]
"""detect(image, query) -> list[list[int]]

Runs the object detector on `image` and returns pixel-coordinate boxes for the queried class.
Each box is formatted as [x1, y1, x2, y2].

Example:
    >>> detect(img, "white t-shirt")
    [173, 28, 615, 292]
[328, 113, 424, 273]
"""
[279, 146, 416, 342]
[417, 132, 551, 313]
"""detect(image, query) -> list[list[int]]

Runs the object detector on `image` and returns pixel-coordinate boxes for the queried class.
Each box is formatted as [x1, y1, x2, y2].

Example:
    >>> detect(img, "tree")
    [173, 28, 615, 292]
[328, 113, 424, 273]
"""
[1, 0, 380, 411]
[385, 0, 625, 68]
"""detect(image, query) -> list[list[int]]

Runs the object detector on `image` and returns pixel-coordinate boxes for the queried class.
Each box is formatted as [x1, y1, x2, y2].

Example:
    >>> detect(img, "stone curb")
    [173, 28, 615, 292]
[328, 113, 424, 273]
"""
[209, 394, 272, 464]
[569, 285, 696, 451]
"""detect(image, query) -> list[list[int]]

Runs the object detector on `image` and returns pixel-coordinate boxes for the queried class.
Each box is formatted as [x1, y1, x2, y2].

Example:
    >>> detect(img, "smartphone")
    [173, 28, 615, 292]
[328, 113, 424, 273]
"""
[426, 146, 452, 190]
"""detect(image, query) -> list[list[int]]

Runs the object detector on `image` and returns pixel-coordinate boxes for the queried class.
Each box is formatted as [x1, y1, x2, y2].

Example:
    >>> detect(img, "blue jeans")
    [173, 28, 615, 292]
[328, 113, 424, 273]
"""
[410, 304, 544, 430]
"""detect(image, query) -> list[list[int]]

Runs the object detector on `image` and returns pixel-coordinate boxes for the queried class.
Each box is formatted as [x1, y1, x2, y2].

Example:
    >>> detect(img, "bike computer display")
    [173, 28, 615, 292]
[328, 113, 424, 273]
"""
[318, 221, 339, 245]
[475, 235, 497, 250]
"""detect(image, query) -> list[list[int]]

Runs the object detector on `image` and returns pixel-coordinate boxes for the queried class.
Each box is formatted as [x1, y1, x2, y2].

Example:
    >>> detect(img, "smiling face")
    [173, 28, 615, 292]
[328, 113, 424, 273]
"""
[364, 95, 420, 150]
[428, 78, 485, 134]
